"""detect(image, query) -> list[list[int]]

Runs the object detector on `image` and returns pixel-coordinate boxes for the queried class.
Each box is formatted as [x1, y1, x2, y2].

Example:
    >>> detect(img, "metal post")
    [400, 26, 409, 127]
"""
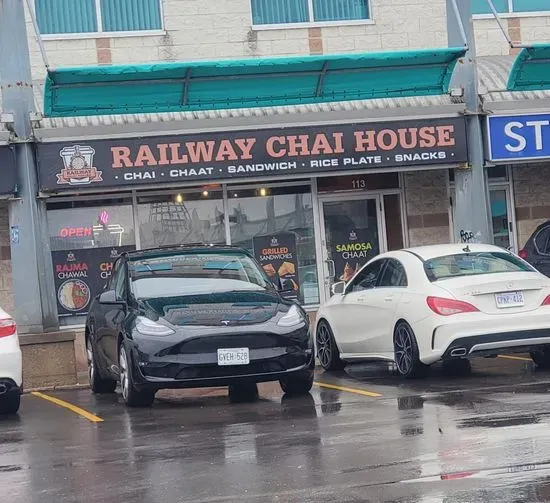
[0, 0, 58, 332]
[447, 0, 493, 245]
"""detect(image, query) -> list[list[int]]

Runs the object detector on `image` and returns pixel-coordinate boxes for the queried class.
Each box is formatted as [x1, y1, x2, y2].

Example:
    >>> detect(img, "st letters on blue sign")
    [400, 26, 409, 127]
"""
[487, 114, 550, 162]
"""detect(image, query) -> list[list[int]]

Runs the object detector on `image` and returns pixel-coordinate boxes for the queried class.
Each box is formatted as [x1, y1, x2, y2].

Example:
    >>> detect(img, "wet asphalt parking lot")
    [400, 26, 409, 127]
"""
[5, 356, 550, 502]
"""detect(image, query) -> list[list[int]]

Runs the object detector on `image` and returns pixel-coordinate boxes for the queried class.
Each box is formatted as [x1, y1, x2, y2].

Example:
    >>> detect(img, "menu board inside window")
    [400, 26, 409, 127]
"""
[52, 245, 135, 316]
[253, 232, 300, 301]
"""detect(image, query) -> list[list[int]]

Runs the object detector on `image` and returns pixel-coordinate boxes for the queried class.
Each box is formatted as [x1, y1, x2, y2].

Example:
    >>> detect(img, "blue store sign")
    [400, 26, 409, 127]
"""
[487, 113, 550, 162]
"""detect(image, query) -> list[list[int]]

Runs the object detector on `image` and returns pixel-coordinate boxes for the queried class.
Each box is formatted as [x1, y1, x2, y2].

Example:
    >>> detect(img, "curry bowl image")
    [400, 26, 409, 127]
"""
[58, 279, 91, 311]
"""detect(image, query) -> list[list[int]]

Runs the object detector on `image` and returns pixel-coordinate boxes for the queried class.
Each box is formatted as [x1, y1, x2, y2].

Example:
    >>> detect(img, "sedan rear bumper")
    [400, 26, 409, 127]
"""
[0, 339, 22, 388]
[442, 329, 550, 358]
[415, 309, 550, 364]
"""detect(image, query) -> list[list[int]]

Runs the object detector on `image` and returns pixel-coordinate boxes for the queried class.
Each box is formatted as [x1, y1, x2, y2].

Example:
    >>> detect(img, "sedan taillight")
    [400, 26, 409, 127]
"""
[427, 296, 479, 316]
[541, 295, 550, 306]
[519, 249, 528, 260]
[0, 318, 16, 338]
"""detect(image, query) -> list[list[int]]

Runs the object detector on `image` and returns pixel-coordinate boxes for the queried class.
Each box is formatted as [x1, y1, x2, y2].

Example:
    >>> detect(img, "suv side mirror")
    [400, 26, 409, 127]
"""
[331, 281, 345, 295]
[99, 290, 124, 305]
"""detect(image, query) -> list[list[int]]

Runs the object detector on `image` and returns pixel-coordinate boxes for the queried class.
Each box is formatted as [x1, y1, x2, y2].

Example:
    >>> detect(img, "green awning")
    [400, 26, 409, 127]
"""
[508, 44, 550, 91]
[43, 48, 466, 118]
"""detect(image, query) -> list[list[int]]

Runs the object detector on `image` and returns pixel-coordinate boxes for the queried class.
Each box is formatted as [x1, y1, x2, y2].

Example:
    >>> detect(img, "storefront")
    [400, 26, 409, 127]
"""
[486, 112, 550, 254]
[35, 115, 468, 324]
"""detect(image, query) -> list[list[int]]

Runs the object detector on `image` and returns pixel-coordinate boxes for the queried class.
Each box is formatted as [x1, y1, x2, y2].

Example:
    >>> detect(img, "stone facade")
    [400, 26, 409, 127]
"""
[22, 1, 550, 78]
[403, 170, 451, 247]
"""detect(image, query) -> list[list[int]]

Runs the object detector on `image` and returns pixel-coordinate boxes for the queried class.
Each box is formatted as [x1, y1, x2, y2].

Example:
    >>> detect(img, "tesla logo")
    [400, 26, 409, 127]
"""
[507, 282, 514, 289]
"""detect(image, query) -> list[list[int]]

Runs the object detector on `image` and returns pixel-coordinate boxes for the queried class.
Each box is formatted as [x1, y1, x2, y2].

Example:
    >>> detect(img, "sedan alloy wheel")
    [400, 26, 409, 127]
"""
[316, 321, 345, 371]
[393, 321, 428, 379]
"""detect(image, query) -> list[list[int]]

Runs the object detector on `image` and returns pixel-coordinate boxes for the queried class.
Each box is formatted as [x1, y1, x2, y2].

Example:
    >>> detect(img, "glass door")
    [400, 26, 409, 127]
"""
[490, 187, 515, 251]
[318, 195, 384, 300]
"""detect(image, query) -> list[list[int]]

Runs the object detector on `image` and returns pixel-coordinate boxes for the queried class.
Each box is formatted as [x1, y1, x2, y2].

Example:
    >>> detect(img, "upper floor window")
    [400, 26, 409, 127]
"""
[251, 0, 370, 27]
[35, 0, 163, 36]
[472, 0, 549, 15]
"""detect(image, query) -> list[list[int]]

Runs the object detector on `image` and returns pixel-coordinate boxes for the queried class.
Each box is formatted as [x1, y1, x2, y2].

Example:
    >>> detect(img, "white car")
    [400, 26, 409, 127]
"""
[315, 243, 550, 378]
[0, 308, 22, 413]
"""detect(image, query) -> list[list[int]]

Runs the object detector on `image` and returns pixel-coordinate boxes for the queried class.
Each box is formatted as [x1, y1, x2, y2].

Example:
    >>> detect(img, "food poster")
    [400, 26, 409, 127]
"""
[331, 228, 379, 283]
[52, 245, 135, 316]
[253, 232, 300, 301]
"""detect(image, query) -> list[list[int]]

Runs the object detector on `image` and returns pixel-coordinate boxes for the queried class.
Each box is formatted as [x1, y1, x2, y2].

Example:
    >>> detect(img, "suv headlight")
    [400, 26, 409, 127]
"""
[277, 304, 307, 327]
[135, 316, 175, 336]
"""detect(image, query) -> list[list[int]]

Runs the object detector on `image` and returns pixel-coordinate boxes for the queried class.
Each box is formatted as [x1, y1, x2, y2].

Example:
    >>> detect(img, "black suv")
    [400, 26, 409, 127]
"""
[520, 221, 550, 277]
[85, 245, 314, 407]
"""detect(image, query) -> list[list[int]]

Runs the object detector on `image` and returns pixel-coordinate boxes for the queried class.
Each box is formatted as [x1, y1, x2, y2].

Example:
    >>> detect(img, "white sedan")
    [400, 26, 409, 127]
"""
[315, 243, 550, 378]
[0, 308, 21, 413]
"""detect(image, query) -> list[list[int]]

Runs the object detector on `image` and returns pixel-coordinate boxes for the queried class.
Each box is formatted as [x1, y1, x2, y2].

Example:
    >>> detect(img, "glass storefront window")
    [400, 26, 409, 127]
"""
[228, 184, 319, 306]
[490, 189, 511, 250]
[137, 190, 225, 248]
[47, 198, 136, 323]
[47, 198, 135, 251]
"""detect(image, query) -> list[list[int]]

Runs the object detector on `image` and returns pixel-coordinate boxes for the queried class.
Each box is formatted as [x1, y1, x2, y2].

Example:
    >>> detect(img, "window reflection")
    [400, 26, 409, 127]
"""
[47, 199, 135, 251]
[228, 185, 319, 305]
[137, 191, 225, 248]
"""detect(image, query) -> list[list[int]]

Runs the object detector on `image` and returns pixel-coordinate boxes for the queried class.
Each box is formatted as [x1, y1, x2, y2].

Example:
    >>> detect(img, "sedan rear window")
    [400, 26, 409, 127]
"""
[129, 253, 269, 299]
[424, 252, 534, 282]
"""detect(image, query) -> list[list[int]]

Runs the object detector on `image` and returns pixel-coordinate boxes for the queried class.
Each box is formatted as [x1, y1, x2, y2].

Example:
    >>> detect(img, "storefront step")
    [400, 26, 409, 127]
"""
[19, 331, 78, 390]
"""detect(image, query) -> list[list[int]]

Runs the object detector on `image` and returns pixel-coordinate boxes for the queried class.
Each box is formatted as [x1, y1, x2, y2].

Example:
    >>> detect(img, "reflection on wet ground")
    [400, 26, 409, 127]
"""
[4, 357, 550, 501]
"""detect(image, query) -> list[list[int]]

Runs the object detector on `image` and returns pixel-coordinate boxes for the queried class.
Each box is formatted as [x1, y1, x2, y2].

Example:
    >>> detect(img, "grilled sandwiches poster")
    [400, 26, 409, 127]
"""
[253, 232, 300, 301]
[332, 229, 379, 283]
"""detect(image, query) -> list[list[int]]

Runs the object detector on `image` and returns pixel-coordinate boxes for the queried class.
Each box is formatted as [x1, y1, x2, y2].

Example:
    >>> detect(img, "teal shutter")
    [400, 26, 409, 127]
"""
[312, 0, 369, 21]
[101, 0, 162, 32]
[471, 0, 508, 14]
[251, 0, 308, 25]
[513, 0, 549, 12]
[36, 0, 97, 34]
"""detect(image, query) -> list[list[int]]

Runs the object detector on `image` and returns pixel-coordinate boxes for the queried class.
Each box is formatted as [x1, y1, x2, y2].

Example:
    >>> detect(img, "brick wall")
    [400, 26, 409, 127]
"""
[0, 202, 13, 315]
[404, 170, 450, 247]
[512, 164, 550, 249]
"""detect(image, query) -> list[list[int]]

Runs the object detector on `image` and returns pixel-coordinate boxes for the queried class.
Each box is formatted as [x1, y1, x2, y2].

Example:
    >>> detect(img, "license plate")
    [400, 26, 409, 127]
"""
[495, 291, 525, 308]
[217, 348, 250, 366]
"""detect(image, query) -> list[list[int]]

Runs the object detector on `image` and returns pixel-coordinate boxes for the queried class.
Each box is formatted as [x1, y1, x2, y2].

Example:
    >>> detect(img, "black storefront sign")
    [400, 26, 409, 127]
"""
[332, 228, 379, 283]
[52, 245, 135, 316]
[36, 117, 468, 192]
[0, 145, 18, 196]
[253, 232, 300, 301]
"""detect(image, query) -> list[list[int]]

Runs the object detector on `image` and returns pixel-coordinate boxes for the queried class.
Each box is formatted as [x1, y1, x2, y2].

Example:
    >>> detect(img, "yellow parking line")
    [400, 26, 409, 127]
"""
[31, 391, 104, 423]
[314, 381, 382, 398]
[498, 355, 532, 362]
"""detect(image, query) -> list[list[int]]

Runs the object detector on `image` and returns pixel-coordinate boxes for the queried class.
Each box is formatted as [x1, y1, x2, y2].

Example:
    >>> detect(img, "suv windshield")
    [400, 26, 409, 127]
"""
[424, 252, 534, 282]
[129, 252, 269, 299]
